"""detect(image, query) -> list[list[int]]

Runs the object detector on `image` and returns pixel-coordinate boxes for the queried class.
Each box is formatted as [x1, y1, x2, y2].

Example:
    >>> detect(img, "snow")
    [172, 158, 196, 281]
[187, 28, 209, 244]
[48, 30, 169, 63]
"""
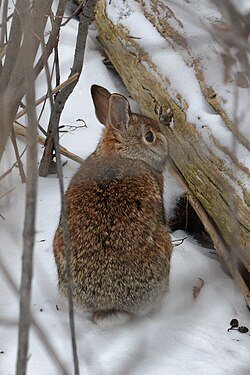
[106, 0, 250, 204]
[229, 0, 250, 15]
[1, 3, 250, 375]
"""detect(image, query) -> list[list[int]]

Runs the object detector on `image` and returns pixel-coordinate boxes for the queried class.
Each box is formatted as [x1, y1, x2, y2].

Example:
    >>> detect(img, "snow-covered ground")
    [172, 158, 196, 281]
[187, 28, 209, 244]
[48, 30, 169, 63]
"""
[0, 3, 250, 375]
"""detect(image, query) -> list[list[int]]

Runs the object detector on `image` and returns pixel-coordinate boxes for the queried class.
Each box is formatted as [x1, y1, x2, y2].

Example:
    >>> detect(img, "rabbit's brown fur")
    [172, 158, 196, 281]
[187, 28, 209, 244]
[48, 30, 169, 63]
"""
[53, 85, 173, 327]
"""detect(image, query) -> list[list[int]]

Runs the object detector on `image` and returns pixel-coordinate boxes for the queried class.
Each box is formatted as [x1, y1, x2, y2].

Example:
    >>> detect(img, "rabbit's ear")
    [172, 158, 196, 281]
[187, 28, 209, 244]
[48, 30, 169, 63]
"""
[91, 85, 111, 126]
[108, 94, 131, 131]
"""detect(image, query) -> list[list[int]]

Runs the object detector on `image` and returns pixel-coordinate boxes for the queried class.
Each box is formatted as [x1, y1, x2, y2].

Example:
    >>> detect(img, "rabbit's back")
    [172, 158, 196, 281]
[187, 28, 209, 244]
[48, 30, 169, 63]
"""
[54, 155, 172, 314]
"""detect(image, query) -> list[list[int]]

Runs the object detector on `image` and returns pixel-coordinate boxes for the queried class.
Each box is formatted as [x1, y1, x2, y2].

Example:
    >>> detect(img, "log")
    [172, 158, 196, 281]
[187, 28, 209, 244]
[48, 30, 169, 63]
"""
[94, 0, 250, 276]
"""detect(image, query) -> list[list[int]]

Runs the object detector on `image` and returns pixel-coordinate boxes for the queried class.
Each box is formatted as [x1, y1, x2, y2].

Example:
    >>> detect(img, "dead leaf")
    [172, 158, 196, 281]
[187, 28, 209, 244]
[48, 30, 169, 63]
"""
[193, 277, 204, 299]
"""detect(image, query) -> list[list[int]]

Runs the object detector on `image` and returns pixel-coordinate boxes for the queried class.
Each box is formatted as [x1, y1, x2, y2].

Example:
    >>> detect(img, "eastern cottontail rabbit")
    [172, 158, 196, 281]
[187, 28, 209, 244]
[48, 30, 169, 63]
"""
[53, 85, 173, 328]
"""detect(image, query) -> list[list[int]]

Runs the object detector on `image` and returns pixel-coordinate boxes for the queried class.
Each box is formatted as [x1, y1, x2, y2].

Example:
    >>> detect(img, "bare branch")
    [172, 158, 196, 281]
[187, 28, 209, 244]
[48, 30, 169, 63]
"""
[39, 0, 98, 177]
[54, 124, 80, 375]
[16, 73, 79, 120]
[10, 126, 26, 183]
[14, 122, 84, 165]
[0, 146, 26, 182]
[0, 1, 23, 95]
[33, 0, 67, 80]
[0, 187, 15, 199]
[0, 0, 9, 47]
[0, 0, 53, 163]
[16, 2, 39, 373]
[42, 20, 80, 375]
[61, 1, 86, 27]
[0, 260, 69, 375]
[0, 11, 14, 29]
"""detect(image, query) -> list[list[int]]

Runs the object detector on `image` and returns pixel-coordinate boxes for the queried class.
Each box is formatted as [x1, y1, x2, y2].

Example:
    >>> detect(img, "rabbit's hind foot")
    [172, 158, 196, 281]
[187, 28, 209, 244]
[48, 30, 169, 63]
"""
[92, 310, 131, 329]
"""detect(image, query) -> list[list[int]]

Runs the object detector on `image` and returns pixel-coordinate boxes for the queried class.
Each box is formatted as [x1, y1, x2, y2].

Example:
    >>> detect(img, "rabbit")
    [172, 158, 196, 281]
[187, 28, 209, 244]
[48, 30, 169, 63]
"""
[53, 84, 173, 328]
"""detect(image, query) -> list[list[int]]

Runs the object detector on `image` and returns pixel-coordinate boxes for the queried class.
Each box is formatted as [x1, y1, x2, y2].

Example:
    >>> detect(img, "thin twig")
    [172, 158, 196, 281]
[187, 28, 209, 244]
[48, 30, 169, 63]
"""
[172, 236, 187, 247]
[0, 0, 53, 163]
[0, 187, 16, 199]
[16, 73, 79, 120]
[0, 260, 69, 375]
[0, 0, 66, 161]
[0, 11, 14, 28]
[0, 146, 26, 182]
[42, 26, 80, 375]
[54, 125, 80, 375]
[54, 44, 61, 89]
[10, 126, 26, 183]
[14, 122, 84, 165]
[167, 159, 250, 308]
[60, 1, 86, 27]
[0, 1, 26, 98]
[38, 0, 98, 177]
[33, 0, 67, 81]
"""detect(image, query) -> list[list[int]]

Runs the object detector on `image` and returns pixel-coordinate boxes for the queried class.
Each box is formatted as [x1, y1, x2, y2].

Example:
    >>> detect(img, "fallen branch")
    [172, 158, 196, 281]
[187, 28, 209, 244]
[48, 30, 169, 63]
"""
[95, 0, 250, 275]
[167, 159, 250, 308]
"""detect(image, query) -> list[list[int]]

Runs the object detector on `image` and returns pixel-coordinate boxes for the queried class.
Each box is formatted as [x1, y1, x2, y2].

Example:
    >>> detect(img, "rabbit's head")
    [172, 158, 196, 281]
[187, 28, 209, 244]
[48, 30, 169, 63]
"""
[91, 85, 168, 172]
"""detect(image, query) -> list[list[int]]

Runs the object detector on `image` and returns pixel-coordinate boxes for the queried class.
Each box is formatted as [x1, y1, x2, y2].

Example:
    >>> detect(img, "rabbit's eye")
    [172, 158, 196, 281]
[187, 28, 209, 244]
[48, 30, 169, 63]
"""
[144, 131, 154, 143]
